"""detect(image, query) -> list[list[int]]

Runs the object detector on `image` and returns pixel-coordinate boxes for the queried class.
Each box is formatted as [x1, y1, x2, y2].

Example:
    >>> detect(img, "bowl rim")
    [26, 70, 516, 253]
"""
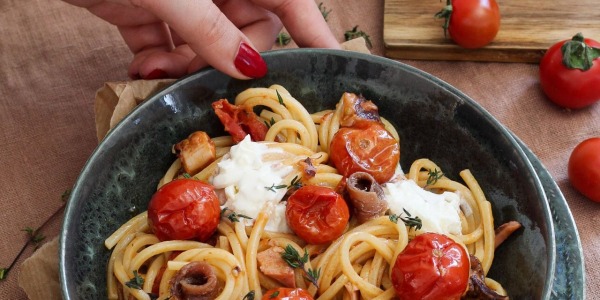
[59, 48, 556, 299]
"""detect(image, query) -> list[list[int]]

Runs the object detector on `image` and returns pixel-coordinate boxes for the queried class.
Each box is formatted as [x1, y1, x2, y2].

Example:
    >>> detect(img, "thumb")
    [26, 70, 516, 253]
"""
[130, 0, 267, 79]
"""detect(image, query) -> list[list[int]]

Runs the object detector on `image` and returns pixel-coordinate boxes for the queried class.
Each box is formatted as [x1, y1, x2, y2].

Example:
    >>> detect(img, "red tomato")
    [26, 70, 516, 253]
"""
[285, 185, 350, 245]
[329, 121, 399, 184]
[539, 33, 600, 109]
[147, 179, 221, 242]
[568, 137, 600, 202]
[436, 0, 500, 49]
[262, 288, 314, 300]
[212, 99, 268, 143]
[391, 233, 470, 300]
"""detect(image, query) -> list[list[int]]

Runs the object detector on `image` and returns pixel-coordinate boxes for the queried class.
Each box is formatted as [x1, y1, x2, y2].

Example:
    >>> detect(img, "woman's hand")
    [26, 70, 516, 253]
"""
[64, 0, 340, 79]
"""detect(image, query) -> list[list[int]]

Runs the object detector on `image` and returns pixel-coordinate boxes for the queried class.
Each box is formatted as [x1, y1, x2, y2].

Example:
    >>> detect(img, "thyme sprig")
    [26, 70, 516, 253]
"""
[389, 208, 423, 231]
[0, 189, 69, 281]
[276, 89, 286, 107]
[344, 25, 372, 48]
[281, 244, 321, 288]
[264, 117, 276, 128]
[221, 207, 253, 223]
[426, 168, 444, 186]
[243, 290, 256, 300]
[265, 175, 303, 192]
[318, 2, 332, 21]
[275, 32, 291, 46]
[125, 270, 144, 290]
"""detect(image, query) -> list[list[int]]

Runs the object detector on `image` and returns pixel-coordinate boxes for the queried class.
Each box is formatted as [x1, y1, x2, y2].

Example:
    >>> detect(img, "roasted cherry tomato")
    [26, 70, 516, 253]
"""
[329, 121, 399, 184]
[436, 0, 500, 49]
[148, 179, 221, 242]
[262, 287, 314, 300]
[285, 185, 350, 245]
[539, 33, 600, 109]
[568, 137, 600, 202]
[391, 233, 470, 300]
[212, 99, 268, 143]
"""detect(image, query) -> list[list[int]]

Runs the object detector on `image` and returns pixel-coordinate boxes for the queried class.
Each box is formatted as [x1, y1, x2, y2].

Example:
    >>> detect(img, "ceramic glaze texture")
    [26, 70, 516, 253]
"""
[60, 50, 561, 299]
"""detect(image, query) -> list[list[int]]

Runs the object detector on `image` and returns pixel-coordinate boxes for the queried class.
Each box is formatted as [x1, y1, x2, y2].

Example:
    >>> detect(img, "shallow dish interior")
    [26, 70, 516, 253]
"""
[60, 49, 555, 299]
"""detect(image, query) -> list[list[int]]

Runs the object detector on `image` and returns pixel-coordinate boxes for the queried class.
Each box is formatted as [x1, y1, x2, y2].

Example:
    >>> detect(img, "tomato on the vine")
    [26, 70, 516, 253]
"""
[568, 137, 600, 202]
[285, 185, 350, 245]
[329, 121, 399, 184]
[148, 179, 221, 242]
[539, 33, 600, 109]
[262, 287, 314, 300]
[391, 233, 470, 300]
[435, 0, 501, 49]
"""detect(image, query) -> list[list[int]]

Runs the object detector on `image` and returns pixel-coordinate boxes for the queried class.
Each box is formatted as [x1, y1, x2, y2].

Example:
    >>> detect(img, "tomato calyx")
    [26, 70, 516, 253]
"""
[434, 0, 453, 37]
[561, 33, 600, 71]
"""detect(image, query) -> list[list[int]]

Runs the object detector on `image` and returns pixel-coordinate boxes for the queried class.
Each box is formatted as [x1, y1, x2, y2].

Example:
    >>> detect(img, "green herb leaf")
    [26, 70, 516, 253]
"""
[276, 89, 286, 107]
[389, 209, 423, 231]
[281, 244, 319, 288]
[61, 189, 71, 202]
[289, 175, 303, 190]
[318, 2, 332, 21]
[344, 25, 372, 48]
[275, 32, 291, 46]
[265, 183, 288, 192]
[243, 290, 256, 300]
[0, 268, 7, 281]
[426, 168, 444, 186]
[125, 270, 144, 290]
[221, 207, 253, 223]
[269, 290, 280, 298]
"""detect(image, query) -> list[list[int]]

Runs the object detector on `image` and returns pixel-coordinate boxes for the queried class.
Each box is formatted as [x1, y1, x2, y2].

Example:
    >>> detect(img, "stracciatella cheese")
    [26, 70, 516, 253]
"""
[210, 135, 293, 232]
[383, 179, 462, 236]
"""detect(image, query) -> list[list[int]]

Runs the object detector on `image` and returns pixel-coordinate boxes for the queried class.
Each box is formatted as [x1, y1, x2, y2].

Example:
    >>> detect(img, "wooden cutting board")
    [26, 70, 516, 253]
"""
[383, 0, 600, 63]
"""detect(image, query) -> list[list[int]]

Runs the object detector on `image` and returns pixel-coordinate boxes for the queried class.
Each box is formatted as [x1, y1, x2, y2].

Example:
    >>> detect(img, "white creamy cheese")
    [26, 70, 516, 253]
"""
[383, 179, 462, 235]
[210, 135, 293, 233]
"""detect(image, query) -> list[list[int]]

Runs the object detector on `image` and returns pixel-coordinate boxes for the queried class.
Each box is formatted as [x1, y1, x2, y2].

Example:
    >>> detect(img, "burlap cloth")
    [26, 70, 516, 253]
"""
[1, 0, 598, 299]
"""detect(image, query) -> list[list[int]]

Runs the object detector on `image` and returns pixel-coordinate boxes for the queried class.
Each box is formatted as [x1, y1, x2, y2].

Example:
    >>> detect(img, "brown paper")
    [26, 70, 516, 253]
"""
[18, 39, 370, 300]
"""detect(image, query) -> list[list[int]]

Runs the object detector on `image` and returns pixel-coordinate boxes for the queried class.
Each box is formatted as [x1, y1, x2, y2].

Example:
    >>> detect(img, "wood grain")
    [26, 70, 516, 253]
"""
[383, 0, 600, 62]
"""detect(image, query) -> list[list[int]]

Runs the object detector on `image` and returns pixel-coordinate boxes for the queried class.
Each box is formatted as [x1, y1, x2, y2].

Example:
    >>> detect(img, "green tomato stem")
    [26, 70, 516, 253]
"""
[561, 33, 600, 71]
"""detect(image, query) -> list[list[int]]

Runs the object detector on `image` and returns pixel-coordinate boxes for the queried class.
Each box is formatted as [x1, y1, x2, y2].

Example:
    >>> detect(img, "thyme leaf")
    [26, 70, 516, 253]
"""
[275, 32, 291, 46]
[276, 89, 286, 107]
[344, 25, 372, 48]
[125, 270, 144, 290]
[221, 207, 253, 223]
[389, 208, 423, 231]
[426, 168, 444, 186]
[318, 2, 332, 21]
[281, 244, 320, 288]
[243, 290, 256, 300]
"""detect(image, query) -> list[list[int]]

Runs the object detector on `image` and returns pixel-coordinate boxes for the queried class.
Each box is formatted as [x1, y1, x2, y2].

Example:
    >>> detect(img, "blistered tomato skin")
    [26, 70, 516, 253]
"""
[391, 233, 470, 300]
[329, 122, 400, 184]
[568, 138, 600, 202]
[285, 185, 350, 245]
[147, 179, 221, 242]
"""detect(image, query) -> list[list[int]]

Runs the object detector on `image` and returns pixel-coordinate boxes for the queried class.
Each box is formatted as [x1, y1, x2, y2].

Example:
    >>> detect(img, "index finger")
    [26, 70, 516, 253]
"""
[252, 0, 340, 49]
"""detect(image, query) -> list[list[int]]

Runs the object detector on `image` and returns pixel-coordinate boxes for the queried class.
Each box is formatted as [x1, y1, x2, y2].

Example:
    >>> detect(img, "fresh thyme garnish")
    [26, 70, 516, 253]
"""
[0, 189, 68, 281]
[426, 168, 444, 186]
[276, 89, 286, 107]
[275, 32, 291, 46]
[125, 270, 144, 290]
[265, 183, 289, 192]
[344, 25, 372, 48]
[289, 175, 303, 190]
[182, 173, 192, 179]
[318, 2, 332, 21]
[389, 208, 423, 231]
[281, 244, 321, 288]
[264, 117, 276, 128]
[243, 290, 256, 300]
[22, 227, 45, 249]
[269, 290, 280, 298]
[221, 207, 253, 223]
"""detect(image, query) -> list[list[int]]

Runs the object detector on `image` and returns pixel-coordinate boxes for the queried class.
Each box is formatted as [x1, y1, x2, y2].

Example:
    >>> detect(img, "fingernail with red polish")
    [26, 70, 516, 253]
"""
[234, 42, 267, 78]
[144, 69, 169, 80]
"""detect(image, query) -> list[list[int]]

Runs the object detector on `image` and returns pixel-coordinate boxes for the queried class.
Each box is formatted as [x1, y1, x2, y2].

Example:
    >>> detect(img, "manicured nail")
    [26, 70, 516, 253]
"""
[144, 69, 169, 80]
[234, 42, 267, 78]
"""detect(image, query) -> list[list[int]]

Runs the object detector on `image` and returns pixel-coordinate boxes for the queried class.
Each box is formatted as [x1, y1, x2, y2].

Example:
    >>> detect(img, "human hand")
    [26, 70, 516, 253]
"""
[63, 0, 340, 80]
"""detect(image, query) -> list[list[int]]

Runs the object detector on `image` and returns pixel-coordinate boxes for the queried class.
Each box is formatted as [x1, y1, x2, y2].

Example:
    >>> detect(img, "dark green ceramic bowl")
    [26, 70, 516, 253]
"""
[60, 49, 556, 299]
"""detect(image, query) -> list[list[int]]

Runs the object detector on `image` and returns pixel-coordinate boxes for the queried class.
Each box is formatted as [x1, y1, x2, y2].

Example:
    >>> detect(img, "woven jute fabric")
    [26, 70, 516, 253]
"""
[1, 0, 598, 299]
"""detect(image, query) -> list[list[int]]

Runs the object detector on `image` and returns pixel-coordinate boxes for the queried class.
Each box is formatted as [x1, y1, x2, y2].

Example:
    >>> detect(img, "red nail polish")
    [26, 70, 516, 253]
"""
[144, 69, 169, 80]
[234, 42, 267, 78]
